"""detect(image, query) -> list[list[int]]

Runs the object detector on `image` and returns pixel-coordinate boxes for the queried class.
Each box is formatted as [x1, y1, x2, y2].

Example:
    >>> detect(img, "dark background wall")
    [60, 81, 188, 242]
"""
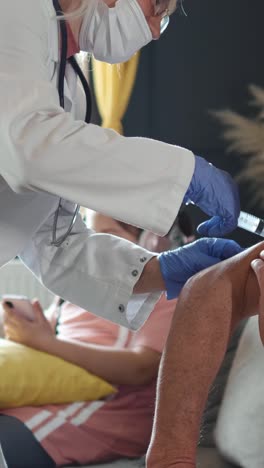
[124, 1, 264, 147]
[93, 1, 264, 246]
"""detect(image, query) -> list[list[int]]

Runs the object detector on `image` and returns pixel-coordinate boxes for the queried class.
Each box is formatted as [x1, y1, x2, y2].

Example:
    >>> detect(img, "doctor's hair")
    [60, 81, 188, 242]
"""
[59, 0, 184, 20]
[179, 0, 187, 16]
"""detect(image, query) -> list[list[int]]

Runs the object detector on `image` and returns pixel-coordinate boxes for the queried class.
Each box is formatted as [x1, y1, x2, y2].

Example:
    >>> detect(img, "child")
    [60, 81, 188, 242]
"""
[1, 212, 192, 468]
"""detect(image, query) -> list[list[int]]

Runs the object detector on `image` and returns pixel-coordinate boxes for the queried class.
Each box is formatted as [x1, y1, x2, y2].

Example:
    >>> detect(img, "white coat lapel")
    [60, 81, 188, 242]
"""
[47, 0, 75, 112]
[46, 0, 59, 80]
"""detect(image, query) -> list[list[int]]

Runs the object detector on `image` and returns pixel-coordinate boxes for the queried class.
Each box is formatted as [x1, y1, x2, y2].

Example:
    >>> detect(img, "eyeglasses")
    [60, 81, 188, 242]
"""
[154, 0, 177, 33]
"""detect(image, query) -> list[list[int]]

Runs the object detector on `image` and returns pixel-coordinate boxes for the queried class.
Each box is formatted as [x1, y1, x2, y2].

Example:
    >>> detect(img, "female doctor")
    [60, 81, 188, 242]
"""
[0, 0, 241, 331]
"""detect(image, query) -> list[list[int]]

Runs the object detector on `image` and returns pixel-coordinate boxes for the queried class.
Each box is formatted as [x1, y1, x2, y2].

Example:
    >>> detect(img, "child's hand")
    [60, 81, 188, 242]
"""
[3, 300, 54, 350]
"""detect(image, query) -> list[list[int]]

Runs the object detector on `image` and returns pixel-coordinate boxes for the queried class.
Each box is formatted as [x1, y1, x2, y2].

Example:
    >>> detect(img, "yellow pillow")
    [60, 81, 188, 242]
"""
[0, 339, 115, 408]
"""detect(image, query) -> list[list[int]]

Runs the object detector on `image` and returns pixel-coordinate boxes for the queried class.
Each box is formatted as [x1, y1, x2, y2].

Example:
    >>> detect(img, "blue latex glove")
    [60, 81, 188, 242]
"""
[158, 238, 242, 299]
[184, 156, 240, 237]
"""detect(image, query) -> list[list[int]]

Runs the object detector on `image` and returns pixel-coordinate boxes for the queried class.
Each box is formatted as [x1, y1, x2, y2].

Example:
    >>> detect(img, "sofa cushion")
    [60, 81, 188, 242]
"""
[0, 339, 115, 408]
[199, 320, 247, 447]
[215, 316, 264, 468]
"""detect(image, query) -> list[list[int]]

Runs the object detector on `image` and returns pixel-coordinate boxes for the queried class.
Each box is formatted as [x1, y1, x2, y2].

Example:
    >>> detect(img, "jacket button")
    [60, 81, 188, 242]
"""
[132, 269, 139, 277]
[118, 304, 125, 313]
[140, 257, 147, 263]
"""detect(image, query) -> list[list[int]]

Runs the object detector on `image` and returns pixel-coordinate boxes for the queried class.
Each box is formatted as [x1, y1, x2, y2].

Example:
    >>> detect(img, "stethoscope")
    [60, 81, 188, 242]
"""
[51, 0, 92, 247]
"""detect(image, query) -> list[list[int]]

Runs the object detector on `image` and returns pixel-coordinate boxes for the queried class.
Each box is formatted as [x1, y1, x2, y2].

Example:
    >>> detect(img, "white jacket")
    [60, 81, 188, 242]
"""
[0, 0, 194, 329]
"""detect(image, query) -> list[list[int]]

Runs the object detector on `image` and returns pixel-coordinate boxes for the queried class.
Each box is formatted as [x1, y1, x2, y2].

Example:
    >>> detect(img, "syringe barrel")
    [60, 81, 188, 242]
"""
[238, 211, 264, 238]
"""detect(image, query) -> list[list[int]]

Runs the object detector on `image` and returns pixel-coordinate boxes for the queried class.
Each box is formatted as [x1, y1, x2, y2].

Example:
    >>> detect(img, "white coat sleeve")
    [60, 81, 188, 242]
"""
[19, 201, 162, 330]
[0, 0, 195, 237]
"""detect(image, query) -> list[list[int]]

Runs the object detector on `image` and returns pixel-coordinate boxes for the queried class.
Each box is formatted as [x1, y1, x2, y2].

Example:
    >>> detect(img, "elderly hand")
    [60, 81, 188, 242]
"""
[184, 156, 240, 237]
[158, 238, 242, 299]
[3, 300, 54, 350]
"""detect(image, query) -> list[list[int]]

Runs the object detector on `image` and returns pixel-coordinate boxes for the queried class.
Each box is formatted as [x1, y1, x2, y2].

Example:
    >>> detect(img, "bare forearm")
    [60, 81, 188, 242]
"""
[36, 336, 157, 385]
[147, 242, 264, 468]
[147, 275, 233, 468]
[134, 257, 165, 294]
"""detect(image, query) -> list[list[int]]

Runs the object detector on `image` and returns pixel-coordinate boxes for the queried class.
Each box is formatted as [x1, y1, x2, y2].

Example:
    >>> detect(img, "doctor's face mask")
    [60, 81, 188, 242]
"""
[79, 0, 177, 64]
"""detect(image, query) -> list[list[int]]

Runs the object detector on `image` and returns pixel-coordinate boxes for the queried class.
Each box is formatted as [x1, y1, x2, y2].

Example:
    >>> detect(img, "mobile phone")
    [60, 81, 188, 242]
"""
[2, 295, 35, 321]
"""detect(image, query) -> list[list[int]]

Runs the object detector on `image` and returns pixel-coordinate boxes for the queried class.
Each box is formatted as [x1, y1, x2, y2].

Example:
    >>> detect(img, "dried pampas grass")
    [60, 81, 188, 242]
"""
[214, 84, 264, 208]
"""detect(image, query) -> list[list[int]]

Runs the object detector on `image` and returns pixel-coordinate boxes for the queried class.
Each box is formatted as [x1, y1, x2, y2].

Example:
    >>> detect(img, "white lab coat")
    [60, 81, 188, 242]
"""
[0, 0, 195, 329]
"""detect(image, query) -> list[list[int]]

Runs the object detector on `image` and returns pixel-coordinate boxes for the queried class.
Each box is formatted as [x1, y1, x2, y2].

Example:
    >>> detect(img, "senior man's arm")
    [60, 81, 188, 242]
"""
[146, 241, 264, 468]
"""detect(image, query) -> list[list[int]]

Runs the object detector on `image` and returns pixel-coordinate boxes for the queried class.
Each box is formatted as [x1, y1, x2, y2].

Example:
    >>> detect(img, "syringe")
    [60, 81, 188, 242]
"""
[238, 211, 264, 238]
